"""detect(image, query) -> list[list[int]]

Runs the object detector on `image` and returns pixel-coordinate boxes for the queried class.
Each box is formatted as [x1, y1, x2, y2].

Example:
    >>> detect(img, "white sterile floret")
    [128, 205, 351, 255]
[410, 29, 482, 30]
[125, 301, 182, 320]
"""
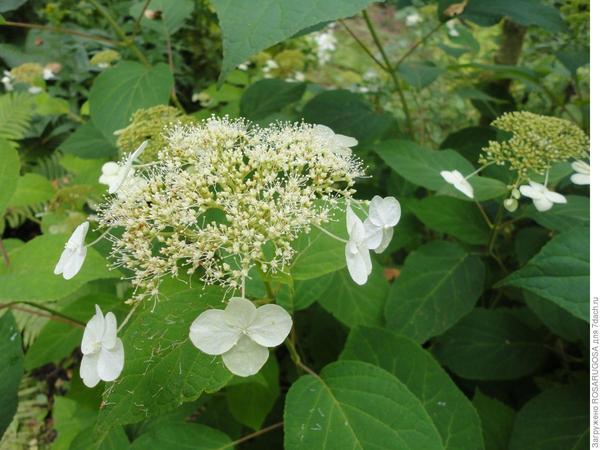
[314, 124, 358, 156]
[80, 305, 125, 388]
[99, 140, 148, 194]
[364, 196, 401, 253]
[440, 170, 474, 199]
[189, 297, 292, 377]
[570, 160, 590, 185]
[345, 206, 372, 285]
[54, 221, 89, 280]
[519, 181, 567, 212]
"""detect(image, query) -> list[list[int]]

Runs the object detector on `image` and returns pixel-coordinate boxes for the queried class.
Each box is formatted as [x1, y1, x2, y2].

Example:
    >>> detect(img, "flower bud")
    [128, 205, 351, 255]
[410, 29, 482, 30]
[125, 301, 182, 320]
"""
[503, 198, 518, 212]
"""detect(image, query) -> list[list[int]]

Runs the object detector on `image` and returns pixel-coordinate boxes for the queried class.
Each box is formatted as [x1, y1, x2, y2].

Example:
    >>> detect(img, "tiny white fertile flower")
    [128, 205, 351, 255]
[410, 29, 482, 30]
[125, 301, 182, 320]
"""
[405, 13, 423, 26]
[28, 86, 42, 94]
[189, 297, 292, 377]
[519, 181, 567, 212]
[314, 125, 358, 157]
[1, 71, 13, 91]
[570, 160, 590, 185]
[54, 222, 89, 280]
[42, 68, 55, 80]
[345, 206, 372, 285]
[99, 141, 147, 194]
[80, 305, 124, 388]
[365, 196, 401, 254]
[440, 170, 474, 199]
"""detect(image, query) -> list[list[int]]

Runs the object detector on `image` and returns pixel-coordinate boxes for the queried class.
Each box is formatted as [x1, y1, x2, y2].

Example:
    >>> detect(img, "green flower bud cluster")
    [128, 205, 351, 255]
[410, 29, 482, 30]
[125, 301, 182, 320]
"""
[90, 49, 121, 68]
[116, 105, 196, 163]
[480, 111, 589, 179]
[10, 63, 44, 85]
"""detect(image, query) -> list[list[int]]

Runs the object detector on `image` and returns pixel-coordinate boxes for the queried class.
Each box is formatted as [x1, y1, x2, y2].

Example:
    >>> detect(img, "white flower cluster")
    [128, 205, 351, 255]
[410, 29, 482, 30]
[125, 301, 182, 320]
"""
[313, 25, 337, 64]
[55, 117, 402, 382]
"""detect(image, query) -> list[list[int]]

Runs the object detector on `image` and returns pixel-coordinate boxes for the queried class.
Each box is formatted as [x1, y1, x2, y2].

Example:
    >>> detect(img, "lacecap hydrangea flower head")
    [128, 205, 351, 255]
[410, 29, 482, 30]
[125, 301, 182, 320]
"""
[55, 116, 401, 379]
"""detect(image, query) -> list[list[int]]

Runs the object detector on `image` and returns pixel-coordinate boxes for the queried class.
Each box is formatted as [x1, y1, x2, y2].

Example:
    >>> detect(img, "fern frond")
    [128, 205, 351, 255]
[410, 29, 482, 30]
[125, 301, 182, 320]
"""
[0, 93, 36, 145]
[4, 203, 45, 230]
[28, 152, 67, 181]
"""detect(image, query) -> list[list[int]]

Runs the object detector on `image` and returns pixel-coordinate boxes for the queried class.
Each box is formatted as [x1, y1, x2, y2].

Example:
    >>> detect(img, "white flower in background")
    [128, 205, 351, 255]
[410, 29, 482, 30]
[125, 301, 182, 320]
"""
[189, 297, 292, 377]
[262, 59, 279, 77]
[99, 140, 147, 194]
[314, 124, 358, 157]
[519, 181, 567, 212]
[570, 160, 590, 185]
[405, 13, 423, 27]
[446, 19, 460, 37]
[364, 196, 401, 253]
[42, 67, 55, 80]
[237, 61, 249, 71]
[313, 25, 337, 64]
[440, 170, 474, 199]
[28, 86, 42, 94]
[1, 71, 14, 91]
[345, 206, 373, 285]
[54, 221, 89, 280]
[80, 305, 125, 388]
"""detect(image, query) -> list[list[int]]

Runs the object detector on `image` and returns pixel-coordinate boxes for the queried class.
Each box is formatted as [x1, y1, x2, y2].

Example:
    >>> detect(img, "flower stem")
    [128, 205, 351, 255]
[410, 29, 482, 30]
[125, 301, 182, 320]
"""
[0, 301, 85, 327]
[339, 20, 387, 71]
[1, 20, 119, 45]
[362, 10, 415, 139]
[227, 421, 283, 447]
[285, 336, 319, 378]
[314, 224, 347, 243]
[394, 21, 445, 68]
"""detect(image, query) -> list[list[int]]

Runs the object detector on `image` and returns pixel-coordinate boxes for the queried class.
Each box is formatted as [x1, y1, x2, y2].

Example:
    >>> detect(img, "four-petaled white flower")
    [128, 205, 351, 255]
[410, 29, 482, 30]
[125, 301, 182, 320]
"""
[99, 141, 147, 194]
[54, 221, 89, 280]
[570, 160, 590, 185]
[189, 297, 292, 377]
[345, 206, 374, 285]
[80, 305, 125, 388]
[314, 125, 358, 157]
[440, 170, 474, 199]
[519, 181, 567, 212]
[364, 196, 401, 254]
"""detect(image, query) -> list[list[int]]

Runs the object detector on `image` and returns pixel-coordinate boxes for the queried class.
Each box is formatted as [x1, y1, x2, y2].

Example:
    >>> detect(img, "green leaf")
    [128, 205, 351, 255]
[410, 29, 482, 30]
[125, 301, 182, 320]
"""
[59, 121, 117, 159]
[302, 89, 394, 144]
[213, 0, 380, 79]
[284, 360, 445, 450]
[131, 423, 233, 449]
[226, 356, 279, 430]
[7, 173, 54, 208]
[0, 137, 20, 216]
[89, 62, 173, 142]
[0, 14, 6, 24]
[95, 287, 232, 436]
[0, 234, 116, 303]
[51, 397, 97, 450]
[318, 263, 388, 327]
[341, 327, 485, 450]
[521, 195, 589, 232]
[440, 126, 499, 165]
[130, 0, 194, 35]
[397, 62, 443, 89]
[0, 0, 27, 13]
[240, 79, 306, 121]
[386, 241, 484, 343]
[71, 425, 130, 450]
[508, 384, 588, 450]
[0, 312, 23, 437]
[411, 196, 490, 245]
[497, 228, 589, 321]
[375, 140, 507, 201]
[524, 293, 588, 344]
[472, 390, 515, 450]
[433, 308, 547, 380]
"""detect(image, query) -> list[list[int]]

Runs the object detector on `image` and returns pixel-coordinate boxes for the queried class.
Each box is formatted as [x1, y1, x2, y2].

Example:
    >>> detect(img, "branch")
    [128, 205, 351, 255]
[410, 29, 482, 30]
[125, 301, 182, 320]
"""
[2, 20, 119, 45]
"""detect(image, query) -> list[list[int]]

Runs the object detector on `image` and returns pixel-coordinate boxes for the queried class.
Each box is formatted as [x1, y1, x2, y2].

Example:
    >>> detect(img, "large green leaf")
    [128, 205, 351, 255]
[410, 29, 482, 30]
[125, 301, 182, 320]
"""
[0, 137, 19, 216]
[51, 397, 97, 450]
[341, 327, 485, 450]
[302, 90, 395, 144]
[59, 121, 117, 159]
[240, 79, 306, 121]
[433, 308, 547, 380]
[375, 140, 507, 201]
[472, 390, 515, 450]
[411, 196, 490, 245]
[0, 234, 116, 303]
[497, 228, 589, 321]
[7, 173, 54, 208]
[386, 241, 484, 343]
[524, 293, 588, 343]
[226, 356, 279, 430]
[0, 312, 23, 436]
[318, 264, 388, 327]
[95, 287, 232, 437]
[130, 423, 233, 449]
[508, 384, 588, 450]
[213, 0, 380, 79]
[89, 62, 173, 141]
[284, 360, 445, 450]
